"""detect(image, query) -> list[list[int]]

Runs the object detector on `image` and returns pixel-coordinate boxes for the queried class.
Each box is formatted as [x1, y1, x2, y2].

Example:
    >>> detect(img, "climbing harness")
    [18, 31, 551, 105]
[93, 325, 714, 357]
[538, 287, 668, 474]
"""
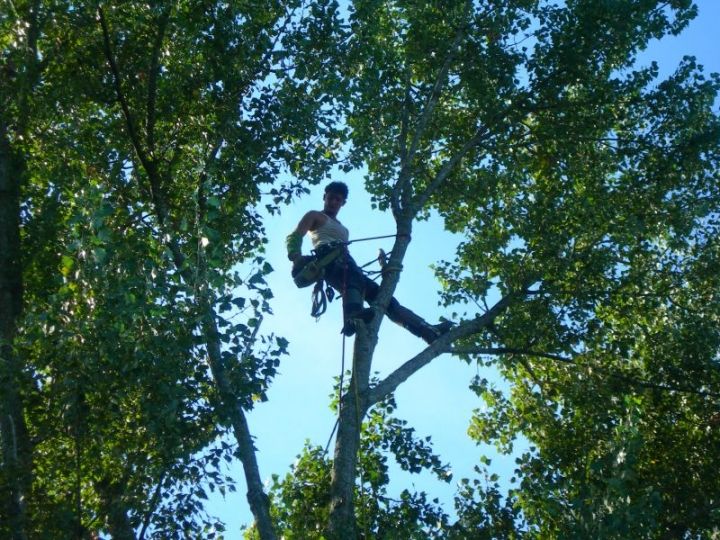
[292, 242, 344, 319]
[293, 234, 406, 287]
[291, 243, 345, 288]
[294, 233, 407, 319]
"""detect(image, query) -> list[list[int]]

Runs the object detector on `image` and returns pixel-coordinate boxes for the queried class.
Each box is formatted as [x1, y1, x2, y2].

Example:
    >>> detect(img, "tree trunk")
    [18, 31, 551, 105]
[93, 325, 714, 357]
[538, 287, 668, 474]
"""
[199, 309, 277, 540]
[327, 327, 375, 539]
[99, 13, 280, 534]
[149, 187, 277, 539]
[141, 200, 277, 539]
[120, 138, 278, 540]
[0, 125, 31, 540]
[326, 379, 363, 539]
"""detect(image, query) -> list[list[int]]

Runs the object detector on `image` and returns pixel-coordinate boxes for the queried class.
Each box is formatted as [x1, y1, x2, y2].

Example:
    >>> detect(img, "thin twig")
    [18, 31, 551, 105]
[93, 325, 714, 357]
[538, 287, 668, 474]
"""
[454, 345, 720, 400]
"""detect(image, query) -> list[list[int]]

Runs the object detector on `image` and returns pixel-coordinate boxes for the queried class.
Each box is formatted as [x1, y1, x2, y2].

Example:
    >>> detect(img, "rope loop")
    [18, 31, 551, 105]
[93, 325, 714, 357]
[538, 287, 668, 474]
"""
[382, 263, 403, 274]
[311, 279, 328, 318]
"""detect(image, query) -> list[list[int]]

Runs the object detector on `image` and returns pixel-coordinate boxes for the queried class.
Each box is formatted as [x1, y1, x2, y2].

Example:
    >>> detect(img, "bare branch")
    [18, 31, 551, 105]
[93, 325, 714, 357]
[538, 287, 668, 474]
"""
[368, 291, 519, 404]
[412, 125, 490, 212]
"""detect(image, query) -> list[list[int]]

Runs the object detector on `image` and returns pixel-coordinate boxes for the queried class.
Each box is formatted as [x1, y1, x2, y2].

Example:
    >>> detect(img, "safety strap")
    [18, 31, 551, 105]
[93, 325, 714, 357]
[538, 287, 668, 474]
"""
[314, 244, 344, 267]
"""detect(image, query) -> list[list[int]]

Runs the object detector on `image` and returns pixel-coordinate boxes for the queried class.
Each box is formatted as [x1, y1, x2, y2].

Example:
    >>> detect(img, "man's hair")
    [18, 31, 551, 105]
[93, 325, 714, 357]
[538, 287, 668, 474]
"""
[324, 181, 348, 199]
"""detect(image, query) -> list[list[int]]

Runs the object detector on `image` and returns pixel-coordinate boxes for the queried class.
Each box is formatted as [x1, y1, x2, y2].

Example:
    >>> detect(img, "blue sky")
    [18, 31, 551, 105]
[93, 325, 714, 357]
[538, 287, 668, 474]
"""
[209, 2, 720, 534]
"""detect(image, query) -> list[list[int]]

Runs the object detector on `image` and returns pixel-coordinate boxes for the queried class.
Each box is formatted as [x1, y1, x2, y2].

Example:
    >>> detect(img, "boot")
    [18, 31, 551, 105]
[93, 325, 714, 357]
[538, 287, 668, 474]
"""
[387, 304, 453, 344]
[342, 303, 375, 337]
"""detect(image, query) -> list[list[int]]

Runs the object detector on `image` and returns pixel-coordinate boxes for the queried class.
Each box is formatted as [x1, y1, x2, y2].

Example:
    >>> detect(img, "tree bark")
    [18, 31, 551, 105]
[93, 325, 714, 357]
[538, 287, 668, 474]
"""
[326, 391, 362, 539]
[0, 124, 31, 540]
[326, 327, 375, 539]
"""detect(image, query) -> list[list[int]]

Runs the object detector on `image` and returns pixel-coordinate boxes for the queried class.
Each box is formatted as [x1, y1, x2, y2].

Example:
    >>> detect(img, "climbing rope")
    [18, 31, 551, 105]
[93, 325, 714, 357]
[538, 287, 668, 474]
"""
[311, 279, 335, 318]
[323, 331, 345, 455]
[347, 233, 409, 245]
[338, 258, 369, 536]
[324, 255, 352, 454]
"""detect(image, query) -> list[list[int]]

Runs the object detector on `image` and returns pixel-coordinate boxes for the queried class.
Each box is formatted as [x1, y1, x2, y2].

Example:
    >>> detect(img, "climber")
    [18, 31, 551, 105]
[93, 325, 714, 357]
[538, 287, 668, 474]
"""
[286, 181, 452, 342]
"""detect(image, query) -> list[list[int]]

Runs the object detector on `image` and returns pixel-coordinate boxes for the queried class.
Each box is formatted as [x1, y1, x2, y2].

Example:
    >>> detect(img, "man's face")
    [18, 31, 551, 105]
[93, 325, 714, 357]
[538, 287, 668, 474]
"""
[323, 191, 346, 215]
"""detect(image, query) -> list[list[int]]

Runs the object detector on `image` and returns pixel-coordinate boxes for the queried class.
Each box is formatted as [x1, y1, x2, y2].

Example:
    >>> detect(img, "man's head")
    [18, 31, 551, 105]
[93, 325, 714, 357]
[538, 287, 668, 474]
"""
[323, 181, 348, 216]
[324, 181, 348, 199]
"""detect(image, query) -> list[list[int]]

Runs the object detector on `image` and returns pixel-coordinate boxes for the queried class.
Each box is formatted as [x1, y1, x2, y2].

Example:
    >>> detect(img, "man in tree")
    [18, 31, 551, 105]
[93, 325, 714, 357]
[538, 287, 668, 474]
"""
[287, 181, 451, 342]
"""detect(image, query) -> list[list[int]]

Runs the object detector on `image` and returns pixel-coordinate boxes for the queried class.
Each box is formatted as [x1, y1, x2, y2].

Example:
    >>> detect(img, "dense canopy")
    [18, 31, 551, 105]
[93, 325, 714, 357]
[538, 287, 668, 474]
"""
[1, 1, 719, 539]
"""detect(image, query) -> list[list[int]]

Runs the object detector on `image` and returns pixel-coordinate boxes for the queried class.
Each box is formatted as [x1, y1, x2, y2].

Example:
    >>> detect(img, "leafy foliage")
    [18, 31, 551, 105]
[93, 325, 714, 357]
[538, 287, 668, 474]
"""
[3, 0, 720, 538]
[259, 395, 452, 539]
[321, 0, 720, 537]
[2, 0, 343, 537]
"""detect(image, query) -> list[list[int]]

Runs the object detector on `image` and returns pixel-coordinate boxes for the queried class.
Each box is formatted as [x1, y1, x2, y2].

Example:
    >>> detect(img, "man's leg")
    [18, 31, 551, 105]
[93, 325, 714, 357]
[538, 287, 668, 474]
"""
[363, 279, 452, 344]
[324, 256, 373, 336]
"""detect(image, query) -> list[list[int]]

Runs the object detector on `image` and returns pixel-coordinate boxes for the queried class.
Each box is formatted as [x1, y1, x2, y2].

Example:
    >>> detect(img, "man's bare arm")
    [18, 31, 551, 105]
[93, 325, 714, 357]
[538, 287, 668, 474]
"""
[286, 211, 323, 261]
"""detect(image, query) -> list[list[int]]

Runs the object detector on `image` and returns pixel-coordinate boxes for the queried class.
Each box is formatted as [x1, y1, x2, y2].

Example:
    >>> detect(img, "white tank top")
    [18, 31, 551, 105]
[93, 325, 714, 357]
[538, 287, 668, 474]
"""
[309, 215, 349, 248]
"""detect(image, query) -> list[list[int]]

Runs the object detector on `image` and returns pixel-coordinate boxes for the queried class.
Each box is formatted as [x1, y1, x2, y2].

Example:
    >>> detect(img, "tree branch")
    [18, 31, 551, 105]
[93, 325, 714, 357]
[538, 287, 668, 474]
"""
[198, 306, 277, 540]
[99, 6, 179, 238]
[98, 7, 152, 175]
[138, 472, 166, 540]
[392, 78, 412, 217]
[449, 346, 571, 363]
[369, 291, 519, 404]
[404, 24, 465, 167]
[398, 78, 411, 168]
[146, 6, 171, 155]
[392, 20, 467, 213]
[412, 125, 490, 213]
[456, 345, 720, 400]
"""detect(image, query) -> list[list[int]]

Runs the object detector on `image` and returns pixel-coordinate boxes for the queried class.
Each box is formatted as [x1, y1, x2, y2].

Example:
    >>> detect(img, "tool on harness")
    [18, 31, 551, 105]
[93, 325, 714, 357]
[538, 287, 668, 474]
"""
[291, 244, 345, 288]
